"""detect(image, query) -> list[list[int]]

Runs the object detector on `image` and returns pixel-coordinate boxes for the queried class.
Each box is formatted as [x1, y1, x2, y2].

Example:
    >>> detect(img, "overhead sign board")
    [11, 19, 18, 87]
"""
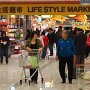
[0, 4, 89, 15]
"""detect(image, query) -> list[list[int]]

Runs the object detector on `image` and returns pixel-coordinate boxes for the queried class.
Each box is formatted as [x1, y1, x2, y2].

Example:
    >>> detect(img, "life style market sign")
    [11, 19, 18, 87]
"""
[0, 4, 90, 15]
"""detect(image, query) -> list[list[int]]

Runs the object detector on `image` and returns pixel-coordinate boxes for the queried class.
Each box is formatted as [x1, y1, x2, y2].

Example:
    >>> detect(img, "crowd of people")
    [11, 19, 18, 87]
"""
[25, 26, 90, 84]
[0, 26, 90, 84]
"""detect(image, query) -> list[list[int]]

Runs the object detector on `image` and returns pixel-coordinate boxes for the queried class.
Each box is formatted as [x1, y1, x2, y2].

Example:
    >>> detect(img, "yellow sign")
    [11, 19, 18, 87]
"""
[0, 4, 90, 15]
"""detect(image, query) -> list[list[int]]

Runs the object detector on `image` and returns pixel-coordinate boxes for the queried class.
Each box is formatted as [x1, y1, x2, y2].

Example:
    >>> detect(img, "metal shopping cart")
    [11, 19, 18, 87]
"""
[76, 63, 90, 90]
[19, 49, 44, 85]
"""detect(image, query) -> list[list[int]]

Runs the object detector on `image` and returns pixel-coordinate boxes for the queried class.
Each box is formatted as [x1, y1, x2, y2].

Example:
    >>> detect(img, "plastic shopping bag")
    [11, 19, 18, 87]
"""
[83, 71, 90, 80]
[30, 56, 38, 68]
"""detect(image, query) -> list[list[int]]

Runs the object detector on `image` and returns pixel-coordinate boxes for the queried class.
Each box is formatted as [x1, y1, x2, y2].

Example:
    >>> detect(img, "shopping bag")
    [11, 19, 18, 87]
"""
[83, 71, 90, 80]
[30, 56, 38, 68]
[19, 55, 27, 67]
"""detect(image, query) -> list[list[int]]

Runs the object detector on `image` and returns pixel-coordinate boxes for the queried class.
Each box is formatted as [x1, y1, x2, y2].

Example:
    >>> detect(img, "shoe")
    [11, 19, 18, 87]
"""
[49, 55, 53, 56]
[33, 80, 38, 84]
[6, 62, 8, 64]
[61, 81, 66, 83]
[69, 81, 72, 84]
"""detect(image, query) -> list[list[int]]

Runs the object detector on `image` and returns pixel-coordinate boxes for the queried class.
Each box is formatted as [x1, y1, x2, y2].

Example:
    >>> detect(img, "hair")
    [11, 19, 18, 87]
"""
[62, 30, 69, 35]
[49, 28, 53, 31]
[41, 31, 45, 35]
[1, 31, 6, 37]
[31, 31, 38, 38]
[76, 28, 84, 32]
[58, 26, 62, 29]
[26, 29, 31, 33]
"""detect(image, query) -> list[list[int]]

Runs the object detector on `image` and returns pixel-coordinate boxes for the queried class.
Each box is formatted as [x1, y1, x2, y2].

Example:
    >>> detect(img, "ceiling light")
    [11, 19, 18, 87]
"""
[68, 15, 76, 17]
[41, 15, 52, 18]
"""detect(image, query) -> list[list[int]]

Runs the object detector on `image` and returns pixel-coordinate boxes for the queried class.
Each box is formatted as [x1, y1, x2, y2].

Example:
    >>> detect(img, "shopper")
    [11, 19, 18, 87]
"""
[25, 31, 43, 83]
[0, 32, 10, 64]
[55, 26, 62, 47]
[56, 30, 76, 84]
[41, 31, 49, 59]
[74, 28, 87, 78]
[47, 28, 55, 56]
[69, 27, 77, 40]
[86, 31, 90, 58]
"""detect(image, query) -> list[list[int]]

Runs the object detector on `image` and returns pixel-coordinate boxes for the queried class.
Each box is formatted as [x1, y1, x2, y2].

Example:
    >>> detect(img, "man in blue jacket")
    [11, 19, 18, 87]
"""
[56, 30, 76, 84]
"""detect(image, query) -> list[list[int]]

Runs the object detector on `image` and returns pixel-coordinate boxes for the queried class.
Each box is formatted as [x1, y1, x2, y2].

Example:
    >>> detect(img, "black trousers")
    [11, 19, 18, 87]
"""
[49, 43, 53, 55]
[30, 69, 38, 81]
[1, 49, 8, 64]
[86, 46, 90, 58]
[58, 55, 73, 82]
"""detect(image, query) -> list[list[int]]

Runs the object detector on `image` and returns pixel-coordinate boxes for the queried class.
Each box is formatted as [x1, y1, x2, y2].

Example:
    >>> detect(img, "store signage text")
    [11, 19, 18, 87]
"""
[28, 6, 90, 13]
[28, 7, 66, 12]
[0, 4, 90, 15]
[0, 7, 22, 13]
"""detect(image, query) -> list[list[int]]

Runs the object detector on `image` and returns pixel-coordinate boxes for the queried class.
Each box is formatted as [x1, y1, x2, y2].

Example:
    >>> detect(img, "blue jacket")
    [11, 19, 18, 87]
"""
[57, 38, 76, 57]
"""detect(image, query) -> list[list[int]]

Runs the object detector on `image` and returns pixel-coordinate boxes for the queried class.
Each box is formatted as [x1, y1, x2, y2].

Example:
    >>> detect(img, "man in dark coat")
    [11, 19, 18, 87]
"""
[74, 28, 87, 78]
[55, 26, 62, 47]
[0, 32, 10, 64]
[47, 28, 55, 56]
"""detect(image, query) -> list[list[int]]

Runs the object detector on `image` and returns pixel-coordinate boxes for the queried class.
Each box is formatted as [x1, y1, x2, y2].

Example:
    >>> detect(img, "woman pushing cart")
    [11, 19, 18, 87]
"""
[25, 31, 43, 83]
[19, 31, 43, 85]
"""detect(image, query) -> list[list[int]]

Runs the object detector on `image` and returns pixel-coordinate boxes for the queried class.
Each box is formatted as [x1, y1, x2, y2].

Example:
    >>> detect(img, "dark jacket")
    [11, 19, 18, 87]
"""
[57, 38, 76, 57]
[74, 32, 87, 55]
[0, 36, 10, 49]
[25, 31, 31, 40]
[69, 30, 76, 40]
[55, 30, 62, 44]
[47, 32, 55, 44]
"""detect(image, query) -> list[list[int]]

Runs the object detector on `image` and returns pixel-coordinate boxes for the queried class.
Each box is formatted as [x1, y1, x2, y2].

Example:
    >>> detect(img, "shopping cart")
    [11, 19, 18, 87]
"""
[19, 49, 44, 85]
[76, 63, 90, 90]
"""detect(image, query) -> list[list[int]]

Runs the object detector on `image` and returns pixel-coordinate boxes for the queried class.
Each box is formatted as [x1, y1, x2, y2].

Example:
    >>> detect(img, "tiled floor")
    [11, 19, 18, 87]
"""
[0, 54, 90, 90]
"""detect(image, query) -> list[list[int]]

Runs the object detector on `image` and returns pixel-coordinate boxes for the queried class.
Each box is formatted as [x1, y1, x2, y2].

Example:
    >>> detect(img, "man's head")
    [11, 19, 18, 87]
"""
[61, 30, 68, 40]
[76, 28, 83, 34]
[58, 26, 62, 31]
[1, 32, 6, 37]
[41, 31, 45, 36]
[48, 28, 53, 33]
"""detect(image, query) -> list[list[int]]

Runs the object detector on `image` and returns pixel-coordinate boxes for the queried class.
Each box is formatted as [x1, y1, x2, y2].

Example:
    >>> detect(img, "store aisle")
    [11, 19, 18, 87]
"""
[0, 54, 90, 90]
